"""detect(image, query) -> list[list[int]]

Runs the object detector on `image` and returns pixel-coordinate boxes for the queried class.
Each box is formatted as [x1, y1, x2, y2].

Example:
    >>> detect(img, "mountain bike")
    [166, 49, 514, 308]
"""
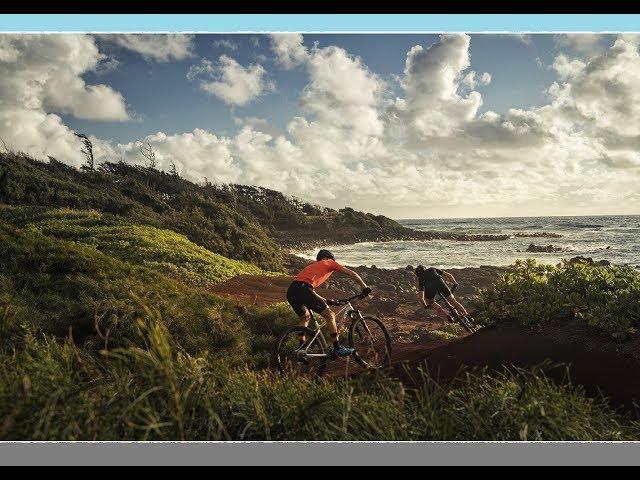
[274, 292, 392, 377]
[435, 284, 478, 334]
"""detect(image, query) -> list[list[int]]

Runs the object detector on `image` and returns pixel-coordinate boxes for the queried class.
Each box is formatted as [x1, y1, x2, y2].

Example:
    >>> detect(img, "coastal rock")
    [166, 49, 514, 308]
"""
[526, 243, 564, 253]
[514, 232, 563, 239]
[569, 256, 612, 267]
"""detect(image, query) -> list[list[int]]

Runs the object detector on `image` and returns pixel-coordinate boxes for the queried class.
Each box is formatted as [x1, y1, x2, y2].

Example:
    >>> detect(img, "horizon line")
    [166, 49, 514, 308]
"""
[396, 213, 640, 221]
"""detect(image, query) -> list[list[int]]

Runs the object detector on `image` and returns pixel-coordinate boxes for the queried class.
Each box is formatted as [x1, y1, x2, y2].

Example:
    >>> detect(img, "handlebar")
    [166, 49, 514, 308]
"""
[326, 292, 368, 306]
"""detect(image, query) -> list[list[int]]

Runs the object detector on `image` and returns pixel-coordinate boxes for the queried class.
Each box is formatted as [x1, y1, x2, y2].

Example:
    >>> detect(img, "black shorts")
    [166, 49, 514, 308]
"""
[286, 281, 328, 317]
[424, 278, 452, 302]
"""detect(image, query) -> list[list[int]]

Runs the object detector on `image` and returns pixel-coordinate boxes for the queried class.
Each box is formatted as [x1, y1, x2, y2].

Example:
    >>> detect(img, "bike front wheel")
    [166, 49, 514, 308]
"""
[274, 326, 328, 377]
[452, 312, 476, 334]
[348, 316, 392, 370]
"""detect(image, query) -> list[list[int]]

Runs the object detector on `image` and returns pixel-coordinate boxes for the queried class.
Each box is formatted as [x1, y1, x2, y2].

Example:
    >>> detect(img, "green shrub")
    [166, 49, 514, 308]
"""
[475, 259, 640, 336]
[0, 220, 287, 362]
[0, 207, 273, 286]
[0, 153, 282, 270]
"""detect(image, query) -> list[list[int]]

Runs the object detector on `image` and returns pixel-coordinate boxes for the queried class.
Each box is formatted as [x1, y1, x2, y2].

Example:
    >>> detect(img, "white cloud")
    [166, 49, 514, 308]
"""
[188, 55, 275, 106]
[0, 34, 130, 166]
[462, 71, 492, 89]
[100, 34, 195, 62]
[555, 34, 608, 57]
[91, 34, 640, 217]
[270, 33, 308, 69]
[300, 45, 384, 136]
[551, 54, 586, 79]
[212, 38, 239, 51]
[393, 34, 483, 137]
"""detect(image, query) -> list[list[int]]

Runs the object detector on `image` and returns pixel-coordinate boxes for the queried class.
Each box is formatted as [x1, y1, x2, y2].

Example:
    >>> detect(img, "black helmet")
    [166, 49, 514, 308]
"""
[316, 249, 335, 261]
[415, 265, 426, 276]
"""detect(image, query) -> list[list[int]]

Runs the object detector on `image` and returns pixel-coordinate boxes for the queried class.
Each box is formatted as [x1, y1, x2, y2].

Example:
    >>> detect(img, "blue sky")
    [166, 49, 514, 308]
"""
[66, 34, 563, 144]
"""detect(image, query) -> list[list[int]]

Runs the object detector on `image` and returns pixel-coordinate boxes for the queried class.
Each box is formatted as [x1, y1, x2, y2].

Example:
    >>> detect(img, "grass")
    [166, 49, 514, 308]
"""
[0, 153, 283, 270]
[2, 153, 640, 440]
[0, 219, 294, 364]
[0, 206, 276, 286]
[1, 316, 636, 441]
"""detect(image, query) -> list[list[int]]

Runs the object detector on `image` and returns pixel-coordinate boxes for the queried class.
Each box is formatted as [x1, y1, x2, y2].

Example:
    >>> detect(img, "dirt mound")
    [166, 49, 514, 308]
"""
[395, 322, 640, 411]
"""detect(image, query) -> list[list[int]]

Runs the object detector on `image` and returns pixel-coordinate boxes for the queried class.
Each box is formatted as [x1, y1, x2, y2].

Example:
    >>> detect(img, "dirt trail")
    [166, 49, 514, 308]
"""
[209, 274, 446, 342]
[210, 274, 640, 411]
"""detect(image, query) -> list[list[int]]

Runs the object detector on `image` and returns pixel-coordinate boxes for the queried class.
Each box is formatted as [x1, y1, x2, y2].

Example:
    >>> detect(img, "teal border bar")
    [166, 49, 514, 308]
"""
[0, 14, 639, 32]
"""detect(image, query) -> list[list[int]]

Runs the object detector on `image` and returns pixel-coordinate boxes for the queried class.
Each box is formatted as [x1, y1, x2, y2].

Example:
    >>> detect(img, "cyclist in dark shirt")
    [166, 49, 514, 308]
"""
[415, 265, 470, 321]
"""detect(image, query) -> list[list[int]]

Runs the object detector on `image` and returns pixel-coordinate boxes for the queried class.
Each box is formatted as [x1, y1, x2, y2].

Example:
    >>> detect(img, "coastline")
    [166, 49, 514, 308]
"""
[277, 227, 563, 251]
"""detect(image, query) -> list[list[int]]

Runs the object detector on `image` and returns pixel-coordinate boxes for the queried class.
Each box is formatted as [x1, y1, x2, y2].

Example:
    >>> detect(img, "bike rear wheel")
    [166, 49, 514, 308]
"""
[274, 326, 328, 377]
[349, 316, 392, 369]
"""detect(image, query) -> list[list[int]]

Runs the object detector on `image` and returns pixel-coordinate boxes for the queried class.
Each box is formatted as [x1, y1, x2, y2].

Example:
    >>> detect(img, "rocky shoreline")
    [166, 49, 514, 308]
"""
[280, 229, 564, 251]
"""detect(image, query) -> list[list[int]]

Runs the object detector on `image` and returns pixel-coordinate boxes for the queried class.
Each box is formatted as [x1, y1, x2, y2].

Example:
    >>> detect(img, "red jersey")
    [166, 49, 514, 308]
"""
[295, 259, 344, 288]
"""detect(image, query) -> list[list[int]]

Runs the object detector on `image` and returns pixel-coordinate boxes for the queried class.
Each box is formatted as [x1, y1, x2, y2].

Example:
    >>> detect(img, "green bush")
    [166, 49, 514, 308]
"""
[0, 220, 295, 362]
[0, 153, 283, 270]
[475, 259, 640, 336]
[0, 207, 273, 286]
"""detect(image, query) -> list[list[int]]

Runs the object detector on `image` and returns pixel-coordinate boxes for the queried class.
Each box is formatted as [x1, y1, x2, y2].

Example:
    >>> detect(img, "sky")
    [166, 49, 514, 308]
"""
[0, 32, 639, 219]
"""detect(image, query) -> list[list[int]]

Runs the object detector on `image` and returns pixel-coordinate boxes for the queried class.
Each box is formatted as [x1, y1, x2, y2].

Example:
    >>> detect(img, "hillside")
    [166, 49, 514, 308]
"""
[0, 153, 282, 270]
[0, 154, 409, 260]
[0, 153, 503, 262]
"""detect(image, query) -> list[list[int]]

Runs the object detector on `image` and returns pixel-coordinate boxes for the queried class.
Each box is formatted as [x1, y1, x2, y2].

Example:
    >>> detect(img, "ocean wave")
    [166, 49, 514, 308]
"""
[560, 223, 605, 229]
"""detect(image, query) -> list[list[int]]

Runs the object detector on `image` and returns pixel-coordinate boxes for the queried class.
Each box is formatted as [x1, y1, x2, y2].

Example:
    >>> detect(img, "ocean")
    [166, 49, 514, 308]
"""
[295, 215, 640, 269]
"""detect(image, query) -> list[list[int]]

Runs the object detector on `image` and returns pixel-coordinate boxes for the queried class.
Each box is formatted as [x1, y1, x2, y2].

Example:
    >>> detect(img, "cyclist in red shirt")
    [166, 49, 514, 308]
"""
[287, 249, 371, 357]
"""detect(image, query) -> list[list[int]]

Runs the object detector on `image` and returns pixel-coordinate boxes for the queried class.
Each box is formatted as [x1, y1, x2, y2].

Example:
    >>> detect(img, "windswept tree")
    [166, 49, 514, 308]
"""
[169, 160, 179, 178]
[139, 141, 158, 169]
[74, 133, 95, 171]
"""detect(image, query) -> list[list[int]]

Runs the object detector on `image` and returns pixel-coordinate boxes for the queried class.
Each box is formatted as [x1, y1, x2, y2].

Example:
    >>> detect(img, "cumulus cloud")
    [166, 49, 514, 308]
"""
[270, 33, 308, 69]
[212, 38, 239, 51]
[100, 34, 195, 62]
[0, 34, 130, 166]
[555, 34, 608, 57]
[188, 55, 275, 106]
[546, 38, 640, 138]
[393, 34, 483, 137]
[461, 71, 492, 89]
[90, 34, 640, 216]
[300, 45, 384, 136]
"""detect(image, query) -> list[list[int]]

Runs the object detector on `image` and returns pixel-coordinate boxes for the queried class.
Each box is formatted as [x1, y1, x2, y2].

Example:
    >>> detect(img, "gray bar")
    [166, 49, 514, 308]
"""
[1, 442, 640, 466]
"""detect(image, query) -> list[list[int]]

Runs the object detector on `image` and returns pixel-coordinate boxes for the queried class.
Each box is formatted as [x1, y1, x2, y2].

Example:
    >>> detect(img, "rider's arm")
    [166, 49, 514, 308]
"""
[338, 266, 368, 289]
[440, 270, 457, 285]
[417, 285, 429, 308]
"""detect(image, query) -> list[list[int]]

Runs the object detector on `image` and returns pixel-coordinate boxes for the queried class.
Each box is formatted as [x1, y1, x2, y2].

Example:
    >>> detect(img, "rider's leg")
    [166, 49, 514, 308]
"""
[445, 295, 469, 316]
[426, 300, 452, 321]
[298, 311, 311, 345]
[320, 307, 340, 346]
[321, 307, 354, 356]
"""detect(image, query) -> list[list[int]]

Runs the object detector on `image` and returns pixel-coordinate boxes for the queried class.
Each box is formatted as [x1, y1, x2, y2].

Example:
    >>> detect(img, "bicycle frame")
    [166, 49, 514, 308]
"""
[298, 301, 368, 359]
[435, 292, 457, 315]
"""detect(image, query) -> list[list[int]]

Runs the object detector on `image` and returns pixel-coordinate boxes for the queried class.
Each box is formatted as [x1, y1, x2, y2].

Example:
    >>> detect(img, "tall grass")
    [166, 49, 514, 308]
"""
[0, 313, 637, 441]
[0, 220, 294, 364]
